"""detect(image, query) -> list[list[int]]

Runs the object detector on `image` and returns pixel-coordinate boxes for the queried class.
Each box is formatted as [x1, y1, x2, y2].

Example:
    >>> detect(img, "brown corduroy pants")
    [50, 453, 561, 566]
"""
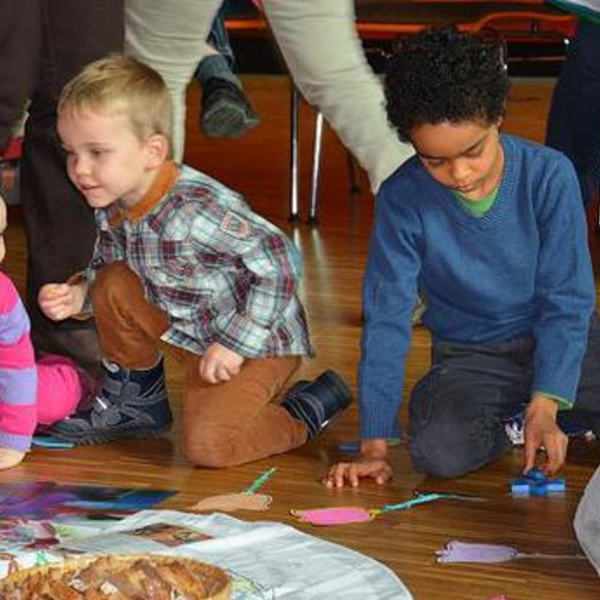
[89, 262, 308, 467]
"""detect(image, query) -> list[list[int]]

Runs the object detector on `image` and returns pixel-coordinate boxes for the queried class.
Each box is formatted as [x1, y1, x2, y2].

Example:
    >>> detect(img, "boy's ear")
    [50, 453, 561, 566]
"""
[144, 134, 169, 169]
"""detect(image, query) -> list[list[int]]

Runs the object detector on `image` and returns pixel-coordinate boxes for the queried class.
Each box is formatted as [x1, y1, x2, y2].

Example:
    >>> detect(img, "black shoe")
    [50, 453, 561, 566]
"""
[48, 358, 172, 445]
[201, 77, 260, 138]
[282, 370, 352, 438]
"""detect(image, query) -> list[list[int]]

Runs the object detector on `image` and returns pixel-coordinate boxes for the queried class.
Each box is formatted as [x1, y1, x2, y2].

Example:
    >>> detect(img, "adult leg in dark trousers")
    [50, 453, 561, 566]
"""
[0, 0, 124, 373]
[546, 19, 600, 209]
[0, 1, 39, 150]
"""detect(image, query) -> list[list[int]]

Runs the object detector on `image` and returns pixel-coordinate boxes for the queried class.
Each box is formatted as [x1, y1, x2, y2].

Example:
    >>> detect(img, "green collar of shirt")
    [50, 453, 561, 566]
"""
[452, 187, 499, 217]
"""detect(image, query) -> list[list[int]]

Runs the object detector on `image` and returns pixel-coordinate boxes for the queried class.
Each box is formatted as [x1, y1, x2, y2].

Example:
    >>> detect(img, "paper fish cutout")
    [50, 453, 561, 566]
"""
[436, 541, 519, 563]
[190, 467, 276, 513]
[436, 540, 586, 564]
[291, 506, 374, 526]
[192, 492, 272, 512]
[291, 492, 479, 527]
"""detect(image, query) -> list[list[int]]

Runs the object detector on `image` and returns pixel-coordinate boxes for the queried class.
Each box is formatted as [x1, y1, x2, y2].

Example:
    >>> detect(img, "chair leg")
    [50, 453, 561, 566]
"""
[307, 110, 324, 224]
[289, 84, 300, 222]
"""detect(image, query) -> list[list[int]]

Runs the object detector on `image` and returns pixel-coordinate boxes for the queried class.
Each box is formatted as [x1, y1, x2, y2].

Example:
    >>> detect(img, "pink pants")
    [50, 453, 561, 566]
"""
[36, 354, 88, 425]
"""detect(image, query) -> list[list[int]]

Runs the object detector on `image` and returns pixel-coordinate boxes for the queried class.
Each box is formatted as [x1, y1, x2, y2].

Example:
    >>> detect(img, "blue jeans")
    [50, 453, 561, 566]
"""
[546, 19, 600, 207]
[208, 2, 234, 69]
[194, 2, 237, 86]
[409, 315, 600, 478]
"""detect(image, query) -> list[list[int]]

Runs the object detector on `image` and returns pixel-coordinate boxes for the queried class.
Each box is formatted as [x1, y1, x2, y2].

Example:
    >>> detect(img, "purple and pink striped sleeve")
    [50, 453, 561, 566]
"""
[0, 271, 37, 451]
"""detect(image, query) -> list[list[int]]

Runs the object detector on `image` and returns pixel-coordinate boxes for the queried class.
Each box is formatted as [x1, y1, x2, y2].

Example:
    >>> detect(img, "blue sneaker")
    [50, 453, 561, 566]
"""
[503, 403, 527, 446]
[49, 357, 172, 445]
[282, 370, 352, 438]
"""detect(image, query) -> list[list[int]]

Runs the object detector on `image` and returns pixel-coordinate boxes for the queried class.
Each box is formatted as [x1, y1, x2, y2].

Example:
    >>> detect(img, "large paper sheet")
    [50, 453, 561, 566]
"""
[66, 509, 413, 599]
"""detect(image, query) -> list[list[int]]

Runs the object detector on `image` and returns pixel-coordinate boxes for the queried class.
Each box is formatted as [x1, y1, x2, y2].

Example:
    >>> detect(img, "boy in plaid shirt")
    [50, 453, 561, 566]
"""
[38, 55, 351, 467]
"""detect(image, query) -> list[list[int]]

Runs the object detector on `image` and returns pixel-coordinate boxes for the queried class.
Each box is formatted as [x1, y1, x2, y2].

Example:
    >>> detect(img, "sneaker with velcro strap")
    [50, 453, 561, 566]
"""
[48, 357, 172, 445]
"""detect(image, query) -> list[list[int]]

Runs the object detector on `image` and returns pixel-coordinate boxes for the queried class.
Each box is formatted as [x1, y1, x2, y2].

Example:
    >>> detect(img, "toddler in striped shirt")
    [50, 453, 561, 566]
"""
[0, 195, 92, 469]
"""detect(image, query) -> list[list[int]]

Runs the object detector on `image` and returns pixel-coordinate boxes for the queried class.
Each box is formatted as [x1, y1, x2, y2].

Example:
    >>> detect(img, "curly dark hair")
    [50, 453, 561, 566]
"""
[384, 26, 510, 141]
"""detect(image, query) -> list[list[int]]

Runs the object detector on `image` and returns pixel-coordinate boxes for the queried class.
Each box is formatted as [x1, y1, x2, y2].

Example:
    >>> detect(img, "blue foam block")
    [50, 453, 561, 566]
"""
[510, 472, 566, 496]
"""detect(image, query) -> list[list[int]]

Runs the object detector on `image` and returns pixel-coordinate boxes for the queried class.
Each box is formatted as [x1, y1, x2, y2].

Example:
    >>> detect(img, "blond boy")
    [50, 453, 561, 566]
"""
[39, 55, 351, 466]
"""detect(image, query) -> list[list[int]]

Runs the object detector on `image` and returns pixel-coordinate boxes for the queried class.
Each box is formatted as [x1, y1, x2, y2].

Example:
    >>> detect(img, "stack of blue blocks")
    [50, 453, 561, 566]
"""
[510, 468, 565, 496]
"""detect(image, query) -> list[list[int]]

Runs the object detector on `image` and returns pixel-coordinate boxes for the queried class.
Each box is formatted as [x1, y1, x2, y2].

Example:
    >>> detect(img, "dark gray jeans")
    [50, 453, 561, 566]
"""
[409, 315, 600, 478]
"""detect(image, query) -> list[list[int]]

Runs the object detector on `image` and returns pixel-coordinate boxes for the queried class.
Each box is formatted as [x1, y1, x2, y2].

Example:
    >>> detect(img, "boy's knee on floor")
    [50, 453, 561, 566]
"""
[183, 430, 238, 469]
[412, 453, 473, 479]
[409, 428, 477, 479]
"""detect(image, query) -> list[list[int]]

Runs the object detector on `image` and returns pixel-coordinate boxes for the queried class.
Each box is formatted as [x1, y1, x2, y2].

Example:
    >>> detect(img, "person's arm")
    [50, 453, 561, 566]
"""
[38, 209, 121, 320]
[0, 273, 36, 468]
[85, 208, 126, 283]
[524, 394, 566, 474]
[324, 179, 421, 487]
[189, 195, 304, 358]
[528, 154, 595, 473]
[359, 183, 422, 442]
[38, 278, 88, 321]
[324, 438, 392, 488]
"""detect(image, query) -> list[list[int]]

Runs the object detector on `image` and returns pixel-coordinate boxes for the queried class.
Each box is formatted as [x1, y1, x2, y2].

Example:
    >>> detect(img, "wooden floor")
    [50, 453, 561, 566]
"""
[3, 76, 600, 599]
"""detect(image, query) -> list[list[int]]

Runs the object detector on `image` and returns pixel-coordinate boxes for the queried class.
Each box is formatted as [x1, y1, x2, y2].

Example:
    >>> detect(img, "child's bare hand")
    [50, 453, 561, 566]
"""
[524, 395, 568, 475]
[323, 457, 393, 488]
[0, 447, 26, 470]
[38, 283, 85, 321]
[199, 342, 245, 384]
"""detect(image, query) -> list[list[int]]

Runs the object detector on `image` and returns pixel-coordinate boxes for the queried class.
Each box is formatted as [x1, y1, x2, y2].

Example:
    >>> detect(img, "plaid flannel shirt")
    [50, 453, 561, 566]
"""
[85, 163, 313, 358]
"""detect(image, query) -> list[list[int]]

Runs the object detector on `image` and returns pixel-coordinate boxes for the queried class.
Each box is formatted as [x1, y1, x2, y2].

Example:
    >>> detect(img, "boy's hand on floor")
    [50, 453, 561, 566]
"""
[524, 395, 567, 475]
[323, 438, 392, 487]
[323, 459, 393, 488]
[38, 282, 86, 321]
[0, 447, 26, 470]
[200, 342, 245, 384]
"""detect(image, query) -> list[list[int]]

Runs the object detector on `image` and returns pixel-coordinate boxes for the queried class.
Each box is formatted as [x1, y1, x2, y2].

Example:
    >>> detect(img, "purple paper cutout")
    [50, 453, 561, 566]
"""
[436, 540, 519, 563]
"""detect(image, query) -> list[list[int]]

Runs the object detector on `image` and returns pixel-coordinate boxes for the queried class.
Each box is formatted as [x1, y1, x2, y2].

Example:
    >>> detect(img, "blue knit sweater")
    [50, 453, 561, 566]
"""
[360, 134, 595, 439]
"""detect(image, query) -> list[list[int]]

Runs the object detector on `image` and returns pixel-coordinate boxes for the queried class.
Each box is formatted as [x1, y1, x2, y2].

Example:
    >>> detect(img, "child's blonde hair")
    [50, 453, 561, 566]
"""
[58, 55, 173, 158]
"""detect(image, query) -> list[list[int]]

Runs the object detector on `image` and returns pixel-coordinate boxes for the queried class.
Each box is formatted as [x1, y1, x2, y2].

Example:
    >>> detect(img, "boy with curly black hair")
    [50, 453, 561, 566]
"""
[325, 26, 600, 487]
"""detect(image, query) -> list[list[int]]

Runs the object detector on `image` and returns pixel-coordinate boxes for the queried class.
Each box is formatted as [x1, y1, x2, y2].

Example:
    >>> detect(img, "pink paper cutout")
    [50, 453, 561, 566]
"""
[290, 506, 374, 526]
